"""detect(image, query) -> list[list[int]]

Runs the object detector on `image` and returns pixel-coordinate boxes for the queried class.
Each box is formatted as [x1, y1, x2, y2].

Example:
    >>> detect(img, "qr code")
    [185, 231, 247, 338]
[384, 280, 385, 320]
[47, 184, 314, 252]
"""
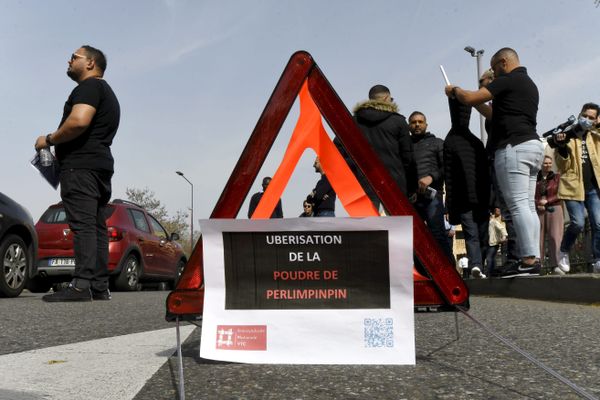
[364, 318, 394, 348]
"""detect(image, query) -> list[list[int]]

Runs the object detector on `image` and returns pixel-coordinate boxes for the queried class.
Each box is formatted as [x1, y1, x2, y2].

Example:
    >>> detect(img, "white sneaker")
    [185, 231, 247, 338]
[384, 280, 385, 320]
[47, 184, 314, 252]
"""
[471, 266, 483, 278]
[553, 267, 566, 276]
[480, 273, 487, 279]
[593, 261, 600, 274]
[558, 251, 570, 273]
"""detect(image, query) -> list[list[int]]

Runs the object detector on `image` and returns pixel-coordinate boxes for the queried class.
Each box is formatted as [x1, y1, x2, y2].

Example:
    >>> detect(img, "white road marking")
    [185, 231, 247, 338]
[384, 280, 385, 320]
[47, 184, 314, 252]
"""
[0, 326, 196, 400]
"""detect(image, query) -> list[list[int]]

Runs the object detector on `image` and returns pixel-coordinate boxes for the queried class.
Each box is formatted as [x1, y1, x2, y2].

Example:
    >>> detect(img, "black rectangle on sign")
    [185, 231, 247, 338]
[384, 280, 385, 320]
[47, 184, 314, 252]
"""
[223, 230, 390, 309]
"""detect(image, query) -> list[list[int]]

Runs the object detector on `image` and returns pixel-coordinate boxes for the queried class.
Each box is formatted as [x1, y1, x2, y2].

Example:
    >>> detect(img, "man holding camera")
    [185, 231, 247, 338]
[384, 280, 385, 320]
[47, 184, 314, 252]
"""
[408, 111, 454, 262]
[554, 103, 600, 274]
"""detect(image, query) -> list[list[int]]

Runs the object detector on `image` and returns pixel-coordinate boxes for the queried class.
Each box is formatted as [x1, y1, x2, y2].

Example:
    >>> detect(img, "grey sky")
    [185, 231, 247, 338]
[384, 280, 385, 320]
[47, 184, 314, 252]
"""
[1, 0, 598, 227]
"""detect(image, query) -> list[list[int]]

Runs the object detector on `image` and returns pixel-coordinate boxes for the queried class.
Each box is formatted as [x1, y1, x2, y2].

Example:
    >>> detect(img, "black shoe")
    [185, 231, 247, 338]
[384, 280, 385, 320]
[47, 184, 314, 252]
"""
[517, 260, 541, 276]
[499, 260, 522, 278]
[42, 285, 91, 302]
[91, 288, 112, 301]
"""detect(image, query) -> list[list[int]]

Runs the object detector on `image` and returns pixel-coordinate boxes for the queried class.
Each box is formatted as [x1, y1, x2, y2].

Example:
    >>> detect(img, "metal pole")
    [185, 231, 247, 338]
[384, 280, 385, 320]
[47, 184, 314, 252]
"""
[176, 171, 194, 253]
[176, 317, 186, 400]
[190, 181, 193, 253]
[476, 51, 487, 144]
[464, 46, 486, 144]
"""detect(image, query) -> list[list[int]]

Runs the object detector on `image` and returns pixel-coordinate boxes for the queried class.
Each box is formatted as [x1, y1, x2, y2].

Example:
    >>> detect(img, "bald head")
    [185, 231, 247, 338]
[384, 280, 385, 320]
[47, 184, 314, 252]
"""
[490, 47, 521, 76]
[492, 47, 519, 62]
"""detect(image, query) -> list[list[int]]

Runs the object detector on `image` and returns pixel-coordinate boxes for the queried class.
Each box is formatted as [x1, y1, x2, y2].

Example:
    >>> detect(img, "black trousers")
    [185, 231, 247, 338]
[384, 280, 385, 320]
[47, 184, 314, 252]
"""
[60, 168, 112, 291]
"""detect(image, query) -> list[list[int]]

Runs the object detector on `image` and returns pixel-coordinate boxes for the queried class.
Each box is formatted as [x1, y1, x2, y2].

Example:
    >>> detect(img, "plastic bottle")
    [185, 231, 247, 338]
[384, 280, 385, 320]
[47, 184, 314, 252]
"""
[39, 148, 53, 167]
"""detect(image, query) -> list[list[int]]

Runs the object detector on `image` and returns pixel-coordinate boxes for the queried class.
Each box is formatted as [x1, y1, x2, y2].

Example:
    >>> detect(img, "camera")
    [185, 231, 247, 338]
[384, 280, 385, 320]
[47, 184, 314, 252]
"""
[544, 115, 582, 149]
[425, 187, 437, 200]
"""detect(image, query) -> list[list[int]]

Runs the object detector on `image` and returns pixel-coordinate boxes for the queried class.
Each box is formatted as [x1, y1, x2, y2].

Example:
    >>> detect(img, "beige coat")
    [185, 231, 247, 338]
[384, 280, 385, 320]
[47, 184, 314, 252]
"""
[555, 128, 600, 201]
[488, 216, 507, 247]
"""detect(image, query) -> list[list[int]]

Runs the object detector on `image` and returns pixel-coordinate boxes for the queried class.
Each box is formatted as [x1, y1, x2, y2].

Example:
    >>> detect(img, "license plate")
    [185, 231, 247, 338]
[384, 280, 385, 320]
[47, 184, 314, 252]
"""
[49, 258, 75, 267]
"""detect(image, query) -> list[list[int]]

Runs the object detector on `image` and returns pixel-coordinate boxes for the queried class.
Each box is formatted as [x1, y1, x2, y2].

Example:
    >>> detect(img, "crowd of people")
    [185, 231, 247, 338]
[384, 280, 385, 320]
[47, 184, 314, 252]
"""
[247, 46, 600, 279]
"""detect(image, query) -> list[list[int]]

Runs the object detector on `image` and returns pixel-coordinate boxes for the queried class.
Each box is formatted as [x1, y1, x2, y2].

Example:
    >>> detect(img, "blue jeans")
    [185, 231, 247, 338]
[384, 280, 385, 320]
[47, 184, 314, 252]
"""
[561, 188, 600, 261]
[485, 245, 499, 276]
[494, 140, 544, 258]
[460, 210, 489, 269]
[414, 195, 454, 262]
[490, 161, 519, 262]
[315, 210, 335, 217]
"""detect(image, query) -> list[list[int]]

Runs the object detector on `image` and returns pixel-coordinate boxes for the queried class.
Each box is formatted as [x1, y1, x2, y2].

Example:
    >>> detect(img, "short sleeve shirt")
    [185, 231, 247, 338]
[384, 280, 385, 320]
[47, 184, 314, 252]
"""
[55, 78, 120, 172]
[486, 67, 539, 151]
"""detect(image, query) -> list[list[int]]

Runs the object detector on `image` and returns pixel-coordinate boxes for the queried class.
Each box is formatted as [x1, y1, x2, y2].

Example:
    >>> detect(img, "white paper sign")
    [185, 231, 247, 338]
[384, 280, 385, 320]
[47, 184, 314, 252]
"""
[200, 217, 414, 365]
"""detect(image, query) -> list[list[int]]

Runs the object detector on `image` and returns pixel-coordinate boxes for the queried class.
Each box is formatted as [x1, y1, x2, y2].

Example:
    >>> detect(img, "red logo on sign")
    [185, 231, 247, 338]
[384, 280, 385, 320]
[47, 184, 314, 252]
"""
[216, 325, 267, 351]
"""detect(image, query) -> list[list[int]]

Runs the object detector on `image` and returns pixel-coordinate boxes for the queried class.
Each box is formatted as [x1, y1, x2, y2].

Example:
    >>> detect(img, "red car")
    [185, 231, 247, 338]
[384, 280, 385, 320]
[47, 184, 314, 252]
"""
[29, 199, 187, 292]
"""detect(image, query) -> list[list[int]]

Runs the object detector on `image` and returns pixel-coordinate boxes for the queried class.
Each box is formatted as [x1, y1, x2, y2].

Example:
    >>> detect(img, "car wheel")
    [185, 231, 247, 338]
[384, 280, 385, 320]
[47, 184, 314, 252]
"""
[115, 255, 141, 291]
[156, 281, 169, 291]
[0, 234, 29, 297]
[172, 259, 186, 288]
[27, 276, 52, 293]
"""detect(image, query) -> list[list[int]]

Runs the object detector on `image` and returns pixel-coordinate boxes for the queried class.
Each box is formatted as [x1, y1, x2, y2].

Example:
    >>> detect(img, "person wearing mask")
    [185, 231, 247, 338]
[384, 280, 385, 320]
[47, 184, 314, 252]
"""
[553, 103, 600, 274]
[535, 155, 564, 273]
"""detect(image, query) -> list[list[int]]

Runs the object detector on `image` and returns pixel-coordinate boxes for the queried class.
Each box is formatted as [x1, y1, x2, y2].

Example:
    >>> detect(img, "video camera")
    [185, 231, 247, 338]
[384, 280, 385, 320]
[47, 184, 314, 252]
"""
[543, 115, 581, 149]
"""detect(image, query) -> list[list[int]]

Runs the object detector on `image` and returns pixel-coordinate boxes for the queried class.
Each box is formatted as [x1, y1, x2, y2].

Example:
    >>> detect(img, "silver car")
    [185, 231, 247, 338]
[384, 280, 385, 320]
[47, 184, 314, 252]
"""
[0, 192, 38, 297]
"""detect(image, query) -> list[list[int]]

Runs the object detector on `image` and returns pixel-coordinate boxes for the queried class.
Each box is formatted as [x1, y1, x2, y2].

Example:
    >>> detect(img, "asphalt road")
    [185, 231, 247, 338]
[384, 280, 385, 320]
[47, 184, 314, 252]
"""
[1, 292, 599, 400]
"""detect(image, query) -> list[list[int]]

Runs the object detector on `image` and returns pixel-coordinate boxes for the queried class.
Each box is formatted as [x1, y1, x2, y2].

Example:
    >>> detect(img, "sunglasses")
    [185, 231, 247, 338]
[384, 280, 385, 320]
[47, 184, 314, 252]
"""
[70, 53, 87, 62]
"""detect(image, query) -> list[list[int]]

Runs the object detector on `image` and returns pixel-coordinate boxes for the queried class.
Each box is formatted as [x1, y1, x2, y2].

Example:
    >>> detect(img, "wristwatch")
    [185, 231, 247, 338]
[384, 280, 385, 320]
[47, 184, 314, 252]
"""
[45, 134, 54, 146]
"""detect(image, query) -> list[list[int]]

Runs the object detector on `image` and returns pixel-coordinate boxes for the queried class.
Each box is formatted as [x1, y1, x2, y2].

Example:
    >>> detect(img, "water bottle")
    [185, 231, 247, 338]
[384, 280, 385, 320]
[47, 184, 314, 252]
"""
[39, 148, 53, 167]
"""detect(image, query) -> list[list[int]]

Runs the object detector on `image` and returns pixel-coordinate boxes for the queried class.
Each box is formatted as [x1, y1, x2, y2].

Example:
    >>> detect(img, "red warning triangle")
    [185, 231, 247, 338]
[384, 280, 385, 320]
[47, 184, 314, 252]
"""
[251, 81, 378, 219]
[167, 51, 469, 320]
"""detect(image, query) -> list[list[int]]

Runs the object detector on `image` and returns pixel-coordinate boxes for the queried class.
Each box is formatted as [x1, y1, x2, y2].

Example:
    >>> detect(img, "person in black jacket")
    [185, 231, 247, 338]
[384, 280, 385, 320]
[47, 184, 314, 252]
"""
[247, 176, 283, 218]
[443, 97, 491, 278]
[344, 85, 415, 210]
[408, 111, 454, 262]
[307, 157, 336, 217]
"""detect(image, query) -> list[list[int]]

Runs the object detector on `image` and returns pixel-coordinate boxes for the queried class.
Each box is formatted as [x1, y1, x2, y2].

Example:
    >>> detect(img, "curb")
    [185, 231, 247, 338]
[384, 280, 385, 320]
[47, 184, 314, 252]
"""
[465, 273, 600, 304]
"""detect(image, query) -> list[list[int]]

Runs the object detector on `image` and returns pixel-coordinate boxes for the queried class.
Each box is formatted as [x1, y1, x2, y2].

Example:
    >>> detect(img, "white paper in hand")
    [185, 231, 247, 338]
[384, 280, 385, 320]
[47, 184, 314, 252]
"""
[439, 65, 450, 86]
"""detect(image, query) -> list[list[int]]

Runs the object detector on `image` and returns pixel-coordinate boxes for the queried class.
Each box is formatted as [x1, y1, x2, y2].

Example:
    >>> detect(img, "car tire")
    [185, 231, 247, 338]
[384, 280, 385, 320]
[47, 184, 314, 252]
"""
[171, 259, 186, 289]
[156, 281, 169, 291]
[115, 254, 141, 291]
[27, 276, 52, 293]
[0, 234, 29, 297]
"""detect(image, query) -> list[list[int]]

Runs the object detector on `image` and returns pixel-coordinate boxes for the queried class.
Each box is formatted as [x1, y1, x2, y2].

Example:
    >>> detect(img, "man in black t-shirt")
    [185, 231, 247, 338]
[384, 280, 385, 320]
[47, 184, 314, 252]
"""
[445, 47, 544, 277]
[35, 45, 120, 302]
